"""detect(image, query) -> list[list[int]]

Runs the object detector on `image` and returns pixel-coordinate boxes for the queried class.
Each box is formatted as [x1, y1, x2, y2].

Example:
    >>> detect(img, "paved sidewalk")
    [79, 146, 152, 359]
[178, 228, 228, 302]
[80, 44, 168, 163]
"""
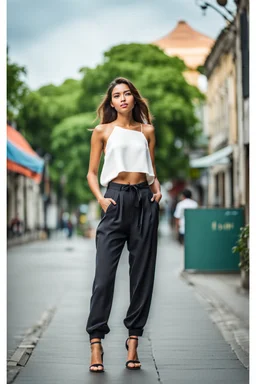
[181, 270, 249, 326]
[180, 270, 249, 369]
[8, 224, 249, 383]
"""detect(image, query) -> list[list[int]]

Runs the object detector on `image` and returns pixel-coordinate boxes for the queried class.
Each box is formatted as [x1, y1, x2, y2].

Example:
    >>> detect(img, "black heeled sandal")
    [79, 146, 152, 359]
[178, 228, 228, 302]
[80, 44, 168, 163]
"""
[89, 341, 104, 373]
[125, 336, 141, 370]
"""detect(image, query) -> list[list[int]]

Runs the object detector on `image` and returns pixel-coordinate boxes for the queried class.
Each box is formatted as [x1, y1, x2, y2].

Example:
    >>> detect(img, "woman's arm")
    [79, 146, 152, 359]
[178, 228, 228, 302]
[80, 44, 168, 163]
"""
[87, 126, 116, 211]
[147, 125, 162, 203]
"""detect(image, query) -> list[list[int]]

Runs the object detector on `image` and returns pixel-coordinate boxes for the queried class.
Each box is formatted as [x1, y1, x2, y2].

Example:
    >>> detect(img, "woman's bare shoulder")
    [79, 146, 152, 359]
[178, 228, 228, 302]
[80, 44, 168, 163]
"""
[91, 124, 110, 138]
[142, 124, 155, 141]
[93, 124, 108, 133]
[92, 124, 114, 146]
[142, 124, 155, 132]
[142, 124, 155, 137]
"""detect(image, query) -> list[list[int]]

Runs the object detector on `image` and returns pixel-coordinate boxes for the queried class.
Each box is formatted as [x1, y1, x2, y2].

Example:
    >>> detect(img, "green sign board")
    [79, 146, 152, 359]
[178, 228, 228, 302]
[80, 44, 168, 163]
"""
[184, 208, 244, 271]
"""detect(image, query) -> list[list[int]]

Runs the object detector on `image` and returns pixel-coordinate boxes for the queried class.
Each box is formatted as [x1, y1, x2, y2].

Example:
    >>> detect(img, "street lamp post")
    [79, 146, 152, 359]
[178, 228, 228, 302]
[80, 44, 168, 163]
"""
[195, 0, 235, 23]
[42, 153, 51, 238]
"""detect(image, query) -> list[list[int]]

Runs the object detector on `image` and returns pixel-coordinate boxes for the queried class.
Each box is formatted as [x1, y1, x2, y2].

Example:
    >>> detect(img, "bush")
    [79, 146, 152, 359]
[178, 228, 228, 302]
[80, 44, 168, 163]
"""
[232, 224, 249, 272]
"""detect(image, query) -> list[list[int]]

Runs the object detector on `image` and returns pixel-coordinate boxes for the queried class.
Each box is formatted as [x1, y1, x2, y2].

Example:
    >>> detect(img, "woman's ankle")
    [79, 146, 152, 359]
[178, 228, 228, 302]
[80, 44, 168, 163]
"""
[90, 337, 101, 343]
[129, 335, 139, 341]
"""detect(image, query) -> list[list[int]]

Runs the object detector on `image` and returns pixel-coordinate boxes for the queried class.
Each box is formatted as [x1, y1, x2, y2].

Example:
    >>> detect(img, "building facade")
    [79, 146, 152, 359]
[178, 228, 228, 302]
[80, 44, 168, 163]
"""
[234, 0, 249, 221]
[153, 21, 215, 205]
[190, 0, 249, 222]
[7, 124, 45, 238]
[204, 26, 238, 208]
[7, 172, 44, 234]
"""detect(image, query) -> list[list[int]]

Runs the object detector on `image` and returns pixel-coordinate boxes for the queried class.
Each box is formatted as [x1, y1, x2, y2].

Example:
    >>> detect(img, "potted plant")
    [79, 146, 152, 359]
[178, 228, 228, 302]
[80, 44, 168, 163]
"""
[232, 224, 249, 289]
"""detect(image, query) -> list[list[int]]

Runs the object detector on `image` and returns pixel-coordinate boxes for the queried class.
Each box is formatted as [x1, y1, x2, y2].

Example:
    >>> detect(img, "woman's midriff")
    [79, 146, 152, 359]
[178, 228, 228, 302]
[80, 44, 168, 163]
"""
[111, 171, 147, 185]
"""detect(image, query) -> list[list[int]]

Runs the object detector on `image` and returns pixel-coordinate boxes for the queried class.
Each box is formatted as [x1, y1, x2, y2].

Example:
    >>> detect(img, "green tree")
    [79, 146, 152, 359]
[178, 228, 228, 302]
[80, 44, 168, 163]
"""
[17, 78, 82, 154]
[78, 43, 204, 181]
[51, 112, 97, 205]
[17, 43, 203, 207]
[7, 49, 28, 121]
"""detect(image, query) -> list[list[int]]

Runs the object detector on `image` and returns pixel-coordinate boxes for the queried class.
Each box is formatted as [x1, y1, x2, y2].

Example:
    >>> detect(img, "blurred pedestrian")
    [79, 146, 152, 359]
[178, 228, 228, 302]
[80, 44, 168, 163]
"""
[170, 195, 178, 229]
[174, 189, 198, 245]
[10, 213, 23, 236]
[86, 77, 162, 372]
[66, 219, 73, 238]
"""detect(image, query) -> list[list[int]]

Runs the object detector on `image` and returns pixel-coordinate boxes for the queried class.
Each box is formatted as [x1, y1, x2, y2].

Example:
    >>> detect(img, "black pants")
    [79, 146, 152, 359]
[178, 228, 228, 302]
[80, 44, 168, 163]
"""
[86, 181, 159, 340]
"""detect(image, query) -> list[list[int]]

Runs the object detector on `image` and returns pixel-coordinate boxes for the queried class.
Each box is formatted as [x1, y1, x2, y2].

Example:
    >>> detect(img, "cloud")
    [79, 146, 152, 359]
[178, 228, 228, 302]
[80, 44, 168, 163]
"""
[7, 0, 234, 89]
[7, 0, 139, 43]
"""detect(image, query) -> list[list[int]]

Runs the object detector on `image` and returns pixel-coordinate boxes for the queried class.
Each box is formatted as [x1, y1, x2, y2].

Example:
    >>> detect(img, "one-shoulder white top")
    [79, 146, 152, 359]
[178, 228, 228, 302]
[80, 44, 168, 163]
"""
[100, 125, 155, 187]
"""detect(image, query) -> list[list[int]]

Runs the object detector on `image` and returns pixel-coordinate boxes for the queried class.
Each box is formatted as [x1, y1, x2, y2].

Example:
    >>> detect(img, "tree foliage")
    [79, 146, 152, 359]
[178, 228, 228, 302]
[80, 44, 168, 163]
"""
[7, 49, 28, 121]
[78, 44, 204, 181]
[17, 43, 204, 207]
[232, 224, 249, 272]
[51, 112, 98, 205]
[17, 78, 82, 155]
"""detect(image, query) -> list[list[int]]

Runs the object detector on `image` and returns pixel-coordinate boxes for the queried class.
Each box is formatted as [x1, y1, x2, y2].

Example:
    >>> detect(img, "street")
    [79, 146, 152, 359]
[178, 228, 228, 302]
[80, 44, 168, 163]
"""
[7, 219, 249, 383]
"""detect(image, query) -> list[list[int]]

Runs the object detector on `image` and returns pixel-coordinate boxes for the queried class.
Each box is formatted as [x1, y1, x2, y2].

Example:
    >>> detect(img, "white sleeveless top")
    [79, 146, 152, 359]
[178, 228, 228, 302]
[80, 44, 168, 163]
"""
[100, 125, 155, 187]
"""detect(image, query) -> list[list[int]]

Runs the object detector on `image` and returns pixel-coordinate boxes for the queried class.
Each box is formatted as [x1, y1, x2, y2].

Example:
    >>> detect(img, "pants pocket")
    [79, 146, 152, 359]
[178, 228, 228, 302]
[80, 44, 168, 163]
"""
[103, 189, 119, 214]
[148, 190, 159, 207]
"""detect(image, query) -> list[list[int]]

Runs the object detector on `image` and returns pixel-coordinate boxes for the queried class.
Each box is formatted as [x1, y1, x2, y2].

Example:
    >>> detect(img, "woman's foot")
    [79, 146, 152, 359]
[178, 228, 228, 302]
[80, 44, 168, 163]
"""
[89, 338, 104, 372]
[126, 336, 141, 369]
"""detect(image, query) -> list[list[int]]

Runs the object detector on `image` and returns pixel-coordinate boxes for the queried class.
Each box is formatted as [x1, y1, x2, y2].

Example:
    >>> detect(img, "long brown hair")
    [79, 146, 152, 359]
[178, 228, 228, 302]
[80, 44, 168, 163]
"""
[96, 77, 153, 124]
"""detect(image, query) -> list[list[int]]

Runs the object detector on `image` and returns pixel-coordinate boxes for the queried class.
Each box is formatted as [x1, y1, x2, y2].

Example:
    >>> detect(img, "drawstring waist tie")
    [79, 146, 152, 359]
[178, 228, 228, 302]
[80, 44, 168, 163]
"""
[107, 181, 149, 234]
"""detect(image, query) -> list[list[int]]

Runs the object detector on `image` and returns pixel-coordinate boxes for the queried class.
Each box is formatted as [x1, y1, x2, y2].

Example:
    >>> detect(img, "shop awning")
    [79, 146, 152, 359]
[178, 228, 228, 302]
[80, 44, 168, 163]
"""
[7, 124, 44, 183]
[190, 145, 233, 169]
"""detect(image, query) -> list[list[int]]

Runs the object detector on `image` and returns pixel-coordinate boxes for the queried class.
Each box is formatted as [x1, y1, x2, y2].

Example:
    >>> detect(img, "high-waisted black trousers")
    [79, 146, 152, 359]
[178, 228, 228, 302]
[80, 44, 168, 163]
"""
[86, 181, 159, 340]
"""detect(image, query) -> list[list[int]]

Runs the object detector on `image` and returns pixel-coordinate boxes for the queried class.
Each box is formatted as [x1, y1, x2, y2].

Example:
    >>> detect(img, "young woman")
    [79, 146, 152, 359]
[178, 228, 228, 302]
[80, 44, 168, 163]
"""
[86, 77, 162, 372]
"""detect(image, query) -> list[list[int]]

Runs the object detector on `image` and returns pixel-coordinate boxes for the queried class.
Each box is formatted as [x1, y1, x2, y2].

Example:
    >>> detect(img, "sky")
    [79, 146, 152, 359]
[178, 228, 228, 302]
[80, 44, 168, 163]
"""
[7, 0, 237, 90]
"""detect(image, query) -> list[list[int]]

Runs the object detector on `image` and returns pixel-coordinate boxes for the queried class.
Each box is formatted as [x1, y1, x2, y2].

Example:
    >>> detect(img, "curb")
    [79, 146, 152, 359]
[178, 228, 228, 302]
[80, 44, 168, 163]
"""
[180, 270, 249, 369]
[7, 230, 52, 248]
[7, 306, 57, 384]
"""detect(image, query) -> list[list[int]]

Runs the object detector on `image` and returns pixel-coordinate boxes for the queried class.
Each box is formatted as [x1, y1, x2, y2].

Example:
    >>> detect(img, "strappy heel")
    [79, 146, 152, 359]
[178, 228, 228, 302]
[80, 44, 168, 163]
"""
[125, 336, 141, 370]
[89, 341, 104, 373]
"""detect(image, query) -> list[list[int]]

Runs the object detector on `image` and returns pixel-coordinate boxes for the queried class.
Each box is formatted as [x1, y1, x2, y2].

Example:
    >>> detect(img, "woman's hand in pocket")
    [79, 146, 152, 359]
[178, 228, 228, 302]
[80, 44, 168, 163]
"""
[99, 197, 116, 213]
[151, 192, 162, 204]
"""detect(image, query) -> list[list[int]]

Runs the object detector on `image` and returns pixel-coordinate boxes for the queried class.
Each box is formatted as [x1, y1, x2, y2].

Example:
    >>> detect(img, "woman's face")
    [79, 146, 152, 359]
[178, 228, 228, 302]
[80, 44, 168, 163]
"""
[110, 83, 135, 113]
